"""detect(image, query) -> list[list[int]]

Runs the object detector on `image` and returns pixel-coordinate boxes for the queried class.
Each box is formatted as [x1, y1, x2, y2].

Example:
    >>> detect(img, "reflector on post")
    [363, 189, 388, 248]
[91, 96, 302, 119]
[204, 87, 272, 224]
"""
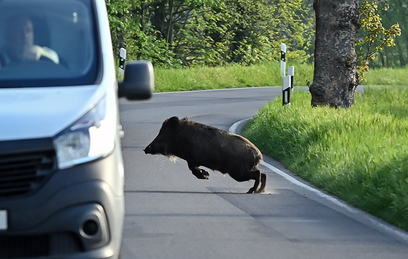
[288, 66, 294, 90]
[280, 43, 286, 78]
[119, 48, 126, 76]
[282, 76, 291, 106]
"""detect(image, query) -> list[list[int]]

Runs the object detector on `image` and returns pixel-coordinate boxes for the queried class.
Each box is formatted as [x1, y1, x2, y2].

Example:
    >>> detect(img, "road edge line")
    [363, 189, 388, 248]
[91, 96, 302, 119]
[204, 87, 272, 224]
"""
[229, 117, 408, 244]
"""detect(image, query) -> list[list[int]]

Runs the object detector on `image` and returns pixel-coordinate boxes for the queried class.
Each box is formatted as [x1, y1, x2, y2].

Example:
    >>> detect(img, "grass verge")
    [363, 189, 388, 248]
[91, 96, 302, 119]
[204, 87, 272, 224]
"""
[364, 67, 408, 86]
[154, 62, 314, 92]
[242, 87, 408, 231]
[154, 62, 407, 92]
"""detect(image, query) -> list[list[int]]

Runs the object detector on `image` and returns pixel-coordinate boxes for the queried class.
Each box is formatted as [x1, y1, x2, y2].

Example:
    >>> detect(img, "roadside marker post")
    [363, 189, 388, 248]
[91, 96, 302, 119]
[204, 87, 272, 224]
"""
[280, 43, 286, 78]
[282, 76, 291, 106]
[288, 66, 294, 91]
[119, 48, 126, 76]
[280, 43, 290, 106]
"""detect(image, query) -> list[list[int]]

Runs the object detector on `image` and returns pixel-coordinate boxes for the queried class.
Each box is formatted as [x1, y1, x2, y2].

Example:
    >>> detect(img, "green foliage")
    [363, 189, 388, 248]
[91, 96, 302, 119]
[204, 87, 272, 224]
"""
[106, 0, 178, 66]
[181, 0, 315, 66]
[365, 0, 408, 68]
[106, 0, 314, 67]
[243, 87, 408, 231]
[357, 0, 401, 80]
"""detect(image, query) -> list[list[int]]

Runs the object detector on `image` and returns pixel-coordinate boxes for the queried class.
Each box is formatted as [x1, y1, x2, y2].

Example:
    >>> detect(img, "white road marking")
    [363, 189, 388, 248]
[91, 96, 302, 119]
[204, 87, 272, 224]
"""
[229, 118, 408, 244]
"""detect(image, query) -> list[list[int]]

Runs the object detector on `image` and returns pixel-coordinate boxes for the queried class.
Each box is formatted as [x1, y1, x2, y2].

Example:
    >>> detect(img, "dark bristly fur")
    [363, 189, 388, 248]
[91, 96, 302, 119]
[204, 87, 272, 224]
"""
[144, 116, 266, 193]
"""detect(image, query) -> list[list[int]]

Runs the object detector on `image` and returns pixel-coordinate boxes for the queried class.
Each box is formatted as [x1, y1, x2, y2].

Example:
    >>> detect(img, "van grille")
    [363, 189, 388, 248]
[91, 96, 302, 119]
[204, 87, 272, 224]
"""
[0, 234, 50, 258]
[0, 233, 83, 258]
[0, 150, 56, 198]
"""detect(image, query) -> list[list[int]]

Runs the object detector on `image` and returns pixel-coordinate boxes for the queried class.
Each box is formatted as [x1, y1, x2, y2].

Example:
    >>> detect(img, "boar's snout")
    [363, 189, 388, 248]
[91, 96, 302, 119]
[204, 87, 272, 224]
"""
[144, 144, 154, 154]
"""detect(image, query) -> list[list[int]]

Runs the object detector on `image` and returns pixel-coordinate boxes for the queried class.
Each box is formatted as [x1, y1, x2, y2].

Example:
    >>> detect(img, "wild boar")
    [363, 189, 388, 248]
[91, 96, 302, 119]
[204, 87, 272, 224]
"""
[144, 116, 266, 193]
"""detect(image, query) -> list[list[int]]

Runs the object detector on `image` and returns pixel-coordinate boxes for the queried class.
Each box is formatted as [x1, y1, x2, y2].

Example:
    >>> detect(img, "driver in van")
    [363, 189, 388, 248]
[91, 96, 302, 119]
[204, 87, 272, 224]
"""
[0, 15, 59, 67]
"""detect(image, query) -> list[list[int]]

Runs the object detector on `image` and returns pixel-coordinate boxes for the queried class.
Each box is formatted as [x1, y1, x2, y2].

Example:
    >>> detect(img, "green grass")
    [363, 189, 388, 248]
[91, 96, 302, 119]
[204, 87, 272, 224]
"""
[364, 67, 408, 86]
[242, 87, 408, 231]
[154, 62, 407, 92]
[154, 62, 314, 92]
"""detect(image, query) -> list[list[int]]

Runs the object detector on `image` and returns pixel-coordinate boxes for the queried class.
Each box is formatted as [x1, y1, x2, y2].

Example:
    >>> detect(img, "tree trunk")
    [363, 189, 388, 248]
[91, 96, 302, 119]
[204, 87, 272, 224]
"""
[309, 0, 361, 108]
[167, 0, 174, 46]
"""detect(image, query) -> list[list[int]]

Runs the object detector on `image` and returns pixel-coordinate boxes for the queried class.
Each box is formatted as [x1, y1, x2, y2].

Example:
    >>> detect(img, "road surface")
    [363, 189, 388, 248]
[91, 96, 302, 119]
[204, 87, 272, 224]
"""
[119, 87, 408, 259]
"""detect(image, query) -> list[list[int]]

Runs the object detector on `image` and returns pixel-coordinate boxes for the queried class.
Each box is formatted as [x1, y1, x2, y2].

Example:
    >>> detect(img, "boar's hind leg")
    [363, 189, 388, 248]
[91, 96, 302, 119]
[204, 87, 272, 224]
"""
[188, 162, 210, 180]
[255, 173, 267, 193]
[246, 170, 267, 194]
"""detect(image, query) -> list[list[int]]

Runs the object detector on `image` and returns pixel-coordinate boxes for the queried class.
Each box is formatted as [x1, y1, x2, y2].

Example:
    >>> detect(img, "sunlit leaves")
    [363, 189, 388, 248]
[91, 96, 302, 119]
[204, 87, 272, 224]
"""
[357, 0, 401, 80]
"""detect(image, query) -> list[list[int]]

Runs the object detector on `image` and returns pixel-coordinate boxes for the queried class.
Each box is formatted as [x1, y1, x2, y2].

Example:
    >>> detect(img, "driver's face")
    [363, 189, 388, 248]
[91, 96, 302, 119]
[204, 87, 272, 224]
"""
[6, 17, 34, 58]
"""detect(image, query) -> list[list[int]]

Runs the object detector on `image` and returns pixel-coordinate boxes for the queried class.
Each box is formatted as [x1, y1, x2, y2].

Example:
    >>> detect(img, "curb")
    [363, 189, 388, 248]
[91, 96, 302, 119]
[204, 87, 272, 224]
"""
[229, 117, 408, 245]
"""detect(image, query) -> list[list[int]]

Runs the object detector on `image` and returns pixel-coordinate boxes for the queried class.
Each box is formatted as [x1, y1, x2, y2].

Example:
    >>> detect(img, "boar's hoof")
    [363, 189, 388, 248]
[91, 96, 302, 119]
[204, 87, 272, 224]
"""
[247, 187, 264, 194]
[247, 187, 257, 194]
[192, 169, 210, 180]
[198, 169, 210, 179]
[255, 188, 265, 194]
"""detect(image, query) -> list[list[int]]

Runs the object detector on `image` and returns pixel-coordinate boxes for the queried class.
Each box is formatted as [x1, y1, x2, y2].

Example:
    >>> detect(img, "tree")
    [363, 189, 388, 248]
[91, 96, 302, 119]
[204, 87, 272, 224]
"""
[309, 0, 361, 108]
[106, 0, 178, 66]
[106, 0, 314, 67]
[174, 0, 314, 66]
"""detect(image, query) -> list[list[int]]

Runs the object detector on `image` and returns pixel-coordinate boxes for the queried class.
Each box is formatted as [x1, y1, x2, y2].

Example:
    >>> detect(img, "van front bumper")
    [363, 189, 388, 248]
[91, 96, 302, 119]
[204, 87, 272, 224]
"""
[0, 150, 124, 259]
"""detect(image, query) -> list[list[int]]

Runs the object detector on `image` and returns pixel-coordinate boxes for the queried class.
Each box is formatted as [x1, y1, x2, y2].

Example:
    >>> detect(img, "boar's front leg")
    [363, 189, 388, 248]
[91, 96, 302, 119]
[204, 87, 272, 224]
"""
[188, 162, 210, 180]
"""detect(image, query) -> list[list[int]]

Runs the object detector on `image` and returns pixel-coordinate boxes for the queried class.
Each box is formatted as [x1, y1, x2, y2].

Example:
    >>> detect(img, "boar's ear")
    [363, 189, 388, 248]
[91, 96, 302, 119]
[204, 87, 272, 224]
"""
[164, 116, 180, 130]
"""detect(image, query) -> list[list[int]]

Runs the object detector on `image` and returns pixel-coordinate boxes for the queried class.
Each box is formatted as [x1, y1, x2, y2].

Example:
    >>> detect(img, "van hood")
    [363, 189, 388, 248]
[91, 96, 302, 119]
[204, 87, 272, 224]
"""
[0, 86, 101, 141]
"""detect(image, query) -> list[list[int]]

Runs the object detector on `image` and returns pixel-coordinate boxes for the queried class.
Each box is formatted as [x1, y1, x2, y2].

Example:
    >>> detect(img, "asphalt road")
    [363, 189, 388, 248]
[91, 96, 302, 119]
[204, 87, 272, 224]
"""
[119, 87, 408, 259]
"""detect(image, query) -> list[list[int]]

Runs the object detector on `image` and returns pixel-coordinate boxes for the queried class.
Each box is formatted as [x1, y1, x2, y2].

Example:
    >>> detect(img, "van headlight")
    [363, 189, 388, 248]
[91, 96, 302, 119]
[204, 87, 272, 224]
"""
[53, 96, 115, 169]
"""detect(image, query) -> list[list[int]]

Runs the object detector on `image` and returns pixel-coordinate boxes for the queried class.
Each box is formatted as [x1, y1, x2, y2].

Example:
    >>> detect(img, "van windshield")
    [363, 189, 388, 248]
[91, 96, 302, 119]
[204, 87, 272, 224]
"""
[0, 0, 100, 87]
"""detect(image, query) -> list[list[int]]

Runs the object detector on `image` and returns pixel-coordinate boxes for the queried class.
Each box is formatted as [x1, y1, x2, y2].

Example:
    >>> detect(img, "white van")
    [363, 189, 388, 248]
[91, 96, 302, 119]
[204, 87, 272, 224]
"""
[0, 0, 153, 258]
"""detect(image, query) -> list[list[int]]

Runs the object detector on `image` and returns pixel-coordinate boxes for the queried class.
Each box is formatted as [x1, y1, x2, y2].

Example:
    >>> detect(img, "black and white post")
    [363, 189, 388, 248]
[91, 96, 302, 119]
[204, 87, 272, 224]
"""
[281, 43, 290, 106]
[282, 76, 291, 106]
[280, 43, 286, 78]
[119, 48, 126, 76]
[288, 65, 294, 91]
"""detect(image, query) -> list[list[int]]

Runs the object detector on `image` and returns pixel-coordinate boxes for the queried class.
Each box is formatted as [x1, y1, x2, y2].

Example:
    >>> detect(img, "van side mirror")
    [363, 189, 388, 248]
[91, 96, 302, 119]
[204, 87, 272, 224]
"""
[118, 61, 154, 100]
